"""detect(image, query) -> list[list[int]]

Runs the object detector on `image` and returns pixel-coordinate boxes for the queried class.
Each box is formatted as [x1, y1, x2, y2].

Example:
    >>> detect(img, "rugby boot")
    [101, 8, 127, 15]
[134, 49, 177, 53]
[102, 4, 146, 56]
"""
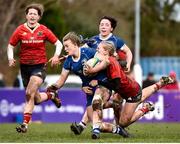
[161, 76, 175, 85]
[118, 126, 130, 138]
[16, 124, 27, 133]
[91, 128, 100, 139]
[142, 102, 155, 114]
[70, 122, 84, 135]
[51, 91, 61, 108]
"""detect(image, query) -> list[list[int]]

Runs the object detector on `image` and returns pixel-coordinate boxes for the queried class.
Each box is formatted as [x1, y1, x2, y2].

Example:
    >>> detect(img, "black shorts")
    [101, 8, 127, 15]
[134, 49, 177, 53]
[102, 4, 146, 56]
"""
[125, 85, 142, 103]
[20, 63, 46, 88]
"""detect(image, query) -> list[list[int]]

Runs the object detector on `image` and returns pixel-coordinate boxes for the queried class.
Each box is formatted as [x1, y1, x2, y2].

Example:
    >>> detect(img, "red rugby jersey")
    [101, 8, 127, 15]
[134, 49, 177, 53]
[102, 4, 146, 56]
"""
[9, 23, 58, 65]
[107, 56, 140, 98]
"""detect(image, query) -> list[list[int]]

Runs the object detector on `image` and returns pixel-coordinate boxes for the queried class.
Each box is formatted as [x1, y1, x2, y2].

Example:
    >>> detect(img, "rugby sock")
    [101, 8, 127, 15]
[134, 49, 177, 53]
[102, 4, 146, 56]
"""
[79, 121, 86, 129]
[46, 92, 52, 100]
[155, 83, 161, 91]
[23, 113, 32, 125]
[92, 124, 100, 134]
[139, 107, 149, 114]
[47, 92, 56, 100]
[112, 125, 124, 135]
[93, 128, 100, 134]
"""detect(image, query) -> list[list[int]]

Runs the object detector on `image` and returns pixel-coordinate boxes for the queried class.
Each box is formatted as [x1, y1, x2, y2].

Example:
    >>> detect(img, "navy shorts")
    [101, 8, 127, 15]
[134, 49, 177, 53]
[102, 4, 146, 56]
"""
[86, 86, 97, 107]
[125, 84, 142, 103]
[20, 63, 46, 88]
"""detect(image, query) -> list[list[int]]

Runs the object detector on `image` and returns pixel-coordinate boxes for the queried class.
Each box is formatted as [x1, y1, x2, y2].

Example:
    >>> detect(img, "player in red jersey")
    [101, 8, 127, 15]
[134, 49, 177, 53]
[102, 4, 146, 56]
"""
[7, 3, 63, 133]
[84, 41, 175, 139]
[70, 16, 131, 135]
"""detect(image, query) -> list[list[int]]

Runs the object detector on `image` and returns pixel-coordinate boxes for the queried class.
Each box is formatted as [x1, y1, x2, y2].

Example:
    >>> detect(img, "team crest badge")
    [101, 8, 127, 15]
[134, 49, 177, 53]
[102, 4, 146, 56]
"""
[38, 31, 43, 36]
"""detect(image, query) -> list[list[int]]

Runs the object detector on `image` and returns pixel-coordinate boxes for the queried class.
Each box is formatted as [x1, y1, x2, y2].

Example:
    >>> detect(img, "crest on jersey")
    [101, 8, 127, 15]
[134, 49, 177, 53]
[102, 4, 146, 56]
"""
[37, 31, 43, 36]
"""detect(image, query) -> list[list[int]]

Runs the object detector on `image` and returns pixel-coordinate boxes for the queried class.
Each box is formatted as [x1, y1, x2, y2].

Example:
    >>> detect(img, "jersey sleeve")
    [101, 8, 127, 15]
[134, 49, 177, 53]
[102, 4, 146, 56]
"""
[86, 47, 97, 57]
[109, 57, 121, 79]
[86, 35, 98, 48]
[116, 36, 125, 50]
[9, 27, 20, 46]
[45, 27, 58, 44]
[63, 57, 71, 70]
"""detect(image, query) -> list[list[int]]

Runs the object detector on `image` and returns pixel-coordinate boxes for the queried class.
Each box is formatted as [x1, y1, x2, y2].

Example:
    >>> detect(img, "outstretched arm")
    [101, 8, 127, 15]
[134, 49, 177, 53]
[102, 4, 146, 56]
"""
[49, 40, 63, 67]
[48, 68, 70, 90]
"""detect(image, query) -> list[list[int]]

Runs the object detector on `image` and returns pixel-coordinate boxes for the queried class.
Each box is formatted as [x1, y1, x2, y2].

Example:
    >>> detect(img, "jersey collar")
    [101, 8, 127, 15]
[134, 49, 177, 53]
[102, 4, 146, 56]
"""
[72, 48, 81, 62]
[24, 23, 40, 33]
[99, 33, 113, 41]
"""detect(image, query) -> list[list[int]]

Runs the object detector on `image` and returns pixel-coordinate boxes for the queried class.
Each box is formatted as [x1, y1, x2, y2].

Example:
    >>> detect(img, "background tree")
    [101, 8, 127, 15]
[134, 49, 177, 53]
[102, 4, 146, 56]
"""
[1, 0, 179, 86]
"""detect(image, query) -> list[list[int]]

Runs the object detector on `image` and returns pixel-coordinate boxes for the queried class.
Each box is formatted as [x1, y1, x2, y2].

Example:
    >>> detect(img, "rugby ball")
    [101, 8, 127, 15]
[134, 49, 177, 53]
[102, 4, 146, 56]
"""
[86, 57, 100, 68]
[83, 57, 100, 76]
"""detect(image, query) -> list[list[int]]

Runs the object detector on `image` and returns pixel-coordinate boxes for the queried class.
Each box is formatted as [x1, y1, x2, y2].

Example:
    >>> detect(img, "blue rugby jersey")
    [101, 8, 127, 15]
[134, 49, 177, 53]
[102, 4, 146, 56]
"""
[63, 47, 107, 87]
[87, 33, 125, 51]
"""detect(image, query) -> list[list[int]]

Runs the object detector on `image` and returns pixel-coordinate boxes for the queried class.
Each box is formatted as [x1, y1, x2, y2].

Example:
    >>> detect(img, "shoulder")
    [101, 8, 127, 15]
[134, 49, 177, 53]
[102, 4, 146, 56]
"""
[39, 24, 48, 29]
[66, 56, 72, 61]
[109, 56, 118, 64]
[15, 24, 25, 30]
[81, 47, 96, 53]
[90, 35, 99, 40]
[111, 35, 124, 41]
[64, 56, 72, 65]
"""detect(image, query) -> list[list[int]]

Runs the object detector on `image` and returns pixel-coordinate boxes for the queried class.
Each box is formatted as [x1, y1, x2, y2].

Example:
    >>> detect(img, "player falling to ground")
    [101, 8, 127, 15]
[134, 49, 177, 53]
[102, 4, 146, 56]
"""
[70, 15, 133, 135]
[46, 31, 114, 135]
[7, 3, 63, 133]
[84, 41, 175, 139]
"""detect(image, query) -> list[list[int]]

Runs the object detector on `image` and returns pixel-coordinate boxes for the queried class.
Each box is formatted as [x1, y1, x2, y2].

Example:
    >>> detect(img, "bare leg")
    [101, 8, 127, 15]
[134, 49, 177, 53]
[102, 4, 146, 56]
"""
[141, 76, 175, 102]
[16, 76, 42, 133]
[24, 76, 42, 114]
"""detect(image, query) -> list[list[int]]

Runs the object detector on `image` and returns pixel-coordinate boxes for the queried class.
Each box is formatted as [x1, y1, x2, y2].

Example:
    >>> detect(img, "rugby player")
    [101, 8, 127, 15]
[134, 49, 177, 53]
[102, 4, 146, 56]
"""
[7, 3, 63, 133]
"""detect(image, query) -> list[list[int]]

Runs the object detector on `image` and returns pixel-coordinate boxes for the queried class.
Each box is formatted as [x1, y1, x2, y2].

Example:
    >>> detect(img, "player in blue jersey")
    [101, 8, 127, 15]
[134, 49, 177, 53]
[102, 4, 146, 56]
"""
[46, 32, 112, 133]
[71, 16, 133, 135]
[84, 16, 132, 73]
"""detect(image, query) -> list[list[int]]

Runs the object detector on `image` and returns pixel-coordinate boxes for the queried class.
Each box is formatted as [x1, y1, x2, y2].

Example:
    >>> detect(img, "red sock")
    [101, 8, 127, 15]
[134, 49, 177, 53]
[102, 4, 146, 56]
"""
[155, 83, 161, 91]
[23, 113, 32, 124]
[46, 92, 52, 100]
[139, 107, 149, 114]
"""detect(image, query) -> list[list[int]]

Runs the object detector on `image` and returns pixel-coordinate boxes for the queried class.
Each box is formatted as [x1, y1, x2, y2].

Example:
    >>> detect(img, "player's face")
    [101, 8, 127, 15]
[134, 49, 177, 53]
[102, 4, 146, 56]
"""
[99, 19, 113, 37]
[26, 8, 40, 25]
[63, 39, 77, 56]
[97, 43, 107, 56]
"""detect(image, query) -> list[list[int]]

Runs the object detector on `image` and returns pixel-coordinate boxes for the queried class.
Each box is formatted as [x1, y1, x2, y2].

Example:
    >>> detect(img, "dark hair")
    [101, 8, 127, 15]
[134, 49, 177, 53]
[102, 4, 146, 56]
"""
[99, 16, 117, 30]
[25, 3, 44, 17]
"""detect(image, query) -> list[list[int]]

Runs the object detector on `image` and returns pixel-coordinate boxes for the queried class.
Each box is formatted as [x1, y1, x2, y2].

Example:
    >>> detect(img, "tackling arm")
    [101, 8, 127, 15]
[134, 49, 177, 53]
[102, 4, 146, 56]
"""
[120, 44, 132, 72]
[48, 68, 70, 91]
[54, 40, 63, 56]
[84, 58, 109, 75]
[55, 68, 70, 89]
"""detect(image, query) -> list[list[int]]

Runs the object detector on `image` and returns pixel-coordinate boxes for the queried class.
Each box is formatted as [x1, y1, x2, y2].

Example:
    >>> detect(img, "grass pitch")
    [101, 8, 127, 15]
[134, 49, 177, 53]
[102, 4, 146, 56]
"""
[0, 123, 180, 143]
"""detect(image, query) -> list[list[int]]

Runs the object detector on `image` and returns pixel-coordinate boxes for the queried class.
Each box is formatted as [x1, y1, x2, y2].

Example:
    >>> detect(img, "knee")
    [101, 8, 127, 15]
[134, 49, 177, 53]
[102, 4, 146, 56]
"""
[92, 99, 102, 111]
[119, 116, 131, 126]
[25, 89, 32, 98]
[25, 88, 35, 100]
[34, 99, 41, 105]
[112, 100, 122, 110]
